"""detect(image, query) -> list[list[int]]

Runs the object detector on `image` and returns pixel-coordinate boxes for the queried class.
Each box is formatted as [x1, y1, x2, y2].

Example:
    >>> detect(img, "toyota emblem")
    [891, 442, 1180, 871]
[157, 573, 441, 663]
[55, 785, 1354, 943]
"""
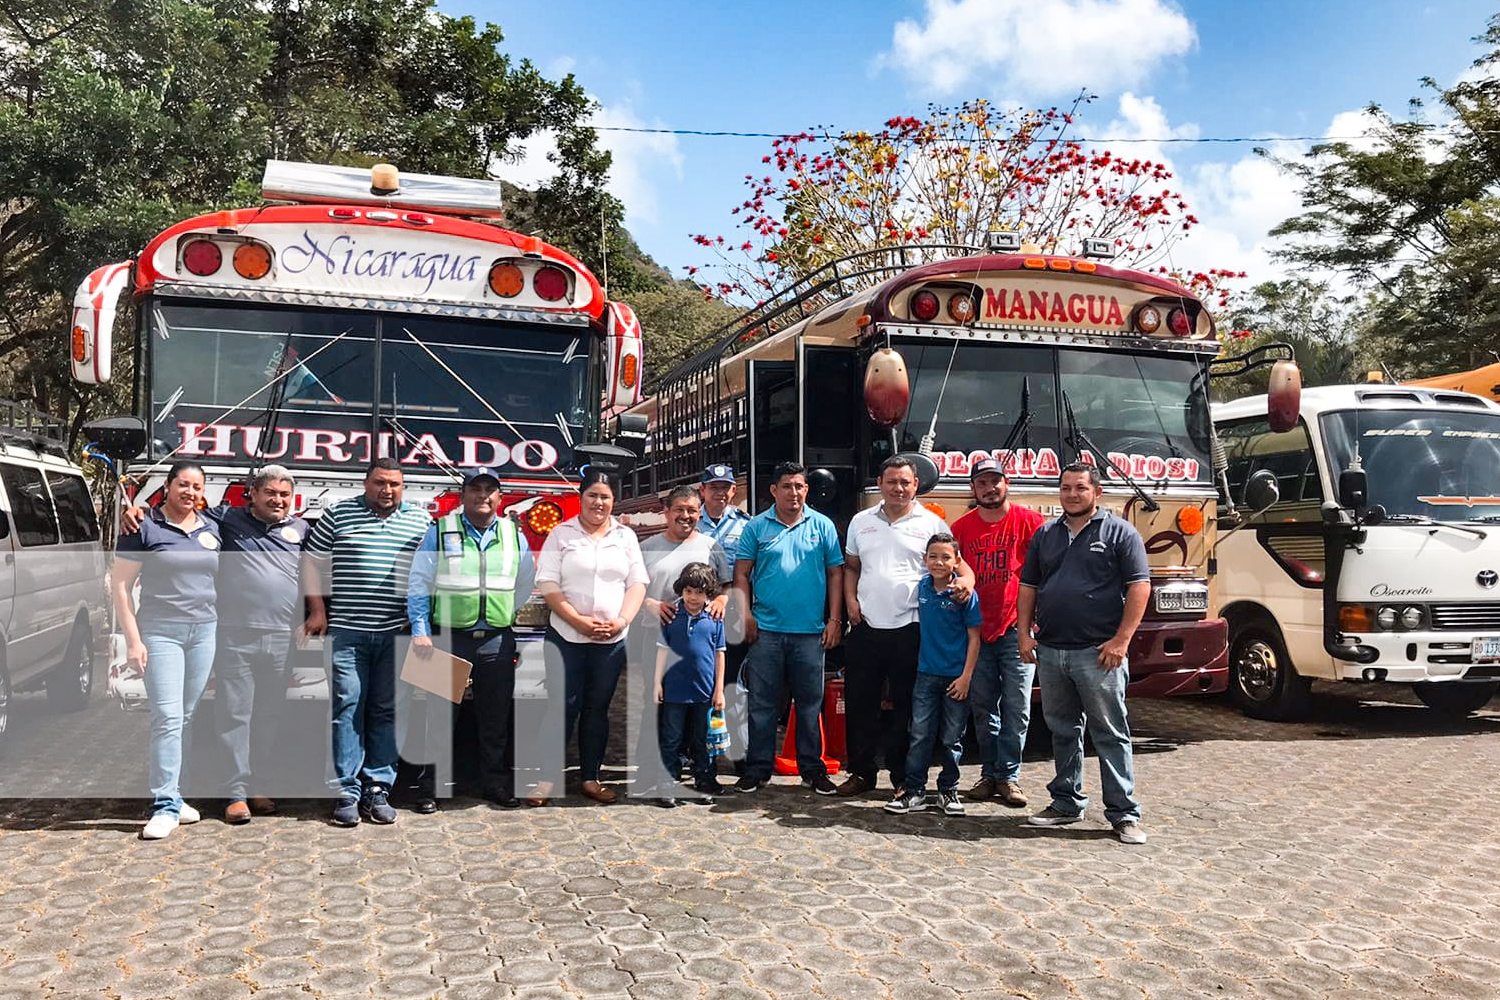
[1480, 570, 1499, 589]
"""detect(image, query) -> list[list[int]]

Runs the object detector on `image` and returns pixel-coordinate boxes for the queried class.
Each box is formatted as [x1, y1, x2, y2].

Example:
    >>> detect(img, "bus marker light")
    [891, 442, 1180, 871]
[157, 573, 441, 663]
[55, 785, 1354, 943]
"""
[71, 326, 88, 363]
[910, 290, 940, 321]
[402, 213, 434, 226]
[367, 210, 398, 222]
[947, 293, 975, 322]
[327, 207, 361, 220]
[1135, 305, 1162, 333]
[233, 242, 272, 279]
[1047, 259, 1074, 271]
[183, 239, 222, 276]
[1167, 307, 1192, 337]
[1075, 260, 1098, 273]
[525, 500, 565, 535]
[533, 266, 569, 301]
[489, 262, 524, 297]
[1022, 257, 1047, 269]
[1339, 604, 1373, 631]
[1176, 506, 1204, 535]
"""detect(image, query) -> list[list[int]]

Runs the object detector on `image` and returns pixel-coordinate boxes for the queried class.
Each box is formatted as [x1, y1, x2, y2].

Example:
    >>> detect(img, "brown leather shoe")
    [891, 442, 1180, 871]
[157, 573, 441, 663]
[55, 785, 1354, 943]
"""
[579, 780, 617, 805]
[965, 777, 998, 801]
[525, 781, 554, 808]
[247, 796, 277, 816]
[996, 781, 1029, 807]
[224, 800, 252, 825]
[836, 774, 873, 797]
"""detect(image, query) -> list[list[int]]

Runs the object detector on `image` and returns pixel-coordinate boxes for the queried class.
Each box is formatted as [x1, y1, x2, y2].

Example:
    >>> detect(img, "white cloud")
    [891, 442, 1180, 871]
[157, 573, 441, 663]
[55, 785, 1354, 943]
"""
[488, 99, 683, 229]
[1324, 108, 1384, 153]
[887, 0, 1196, 98]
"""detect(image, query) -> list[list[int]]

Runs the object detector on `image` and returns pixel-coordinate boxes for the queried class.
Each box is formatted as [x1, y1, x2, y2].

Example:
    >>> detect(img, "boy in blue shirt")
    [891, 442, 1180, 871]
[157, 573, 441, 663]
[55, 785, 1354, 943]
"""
[886, 533, 982, 817]
[652, 562, 727, 807]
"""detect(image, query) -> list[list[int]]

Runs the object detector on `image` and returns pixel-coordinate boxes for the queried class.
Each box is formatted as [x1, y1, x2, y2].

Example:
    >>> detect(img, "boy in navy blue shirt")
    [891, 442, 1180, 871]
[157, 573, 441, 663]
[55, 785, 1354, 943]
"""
[886, 533, 981, 816]
[652, 562, 727, 807]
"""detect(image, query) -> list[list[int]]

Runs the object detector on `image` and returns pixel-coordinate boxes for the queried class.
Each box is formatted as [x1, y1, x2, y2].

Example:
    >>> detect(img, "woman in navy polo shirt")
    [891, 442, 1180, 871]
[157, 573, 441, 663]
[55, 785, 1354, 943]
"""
[113, 462, 221, 840]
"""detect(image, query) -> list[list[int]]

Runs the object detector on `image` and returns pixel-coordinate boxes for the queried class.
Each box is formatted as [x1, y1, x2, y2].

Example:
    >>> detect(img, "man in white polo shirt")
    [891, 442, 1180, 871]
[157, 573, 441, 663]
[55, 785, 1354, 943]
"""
[837, 456, 972, 797]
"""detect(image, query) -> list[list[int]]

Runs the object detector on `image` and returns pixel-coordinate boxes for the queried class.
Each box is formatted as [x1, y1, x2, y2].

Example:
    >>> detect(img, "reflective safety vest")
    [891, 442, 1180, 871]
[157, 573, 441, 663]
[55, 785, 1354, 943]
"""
[431, 512, 522, 629]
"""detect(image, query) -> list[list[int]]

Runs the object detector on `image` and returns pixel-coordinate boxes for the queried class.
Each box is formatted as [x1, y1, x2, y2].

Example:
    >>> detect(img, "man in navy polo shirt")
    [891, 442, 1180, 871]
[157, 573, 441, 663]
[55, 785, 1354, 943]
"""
[1016, 462, 1151, 845]
[731, 460, 844, 795]
[123, 464, 309, 824]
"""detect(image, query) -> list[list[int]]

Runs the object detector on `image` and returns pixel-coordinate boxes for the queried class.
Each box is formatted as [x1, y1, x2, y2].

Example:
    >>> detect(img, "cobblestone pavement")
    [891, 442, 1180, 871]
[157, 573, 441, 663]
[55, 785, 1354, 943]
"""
[3, 686, 1500, 1000]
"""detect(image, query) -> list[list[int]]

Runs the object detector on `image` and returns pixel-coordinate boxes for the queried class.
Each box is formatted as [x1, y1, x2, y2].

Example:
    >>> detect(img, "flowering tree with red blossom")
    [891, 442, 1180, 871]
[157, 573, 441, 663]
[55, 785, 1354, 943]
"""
[686, 97, 1243, 314]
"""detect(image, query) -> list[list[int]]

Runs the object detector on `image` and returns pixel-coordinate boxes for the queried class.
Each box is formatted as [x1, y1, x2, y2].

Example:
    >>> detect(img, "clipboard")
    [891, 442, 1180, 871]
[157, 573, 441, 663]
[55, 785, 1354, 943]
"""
[400, 642, 474, 703]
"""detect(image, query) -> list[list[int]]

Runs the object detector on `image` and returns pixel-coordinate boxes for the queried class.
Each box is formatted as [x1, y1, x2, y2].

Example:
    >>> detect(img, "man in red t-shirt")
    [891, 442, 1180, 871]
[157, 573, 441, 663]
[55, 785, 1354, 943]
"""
[950, 459, 1045, 807]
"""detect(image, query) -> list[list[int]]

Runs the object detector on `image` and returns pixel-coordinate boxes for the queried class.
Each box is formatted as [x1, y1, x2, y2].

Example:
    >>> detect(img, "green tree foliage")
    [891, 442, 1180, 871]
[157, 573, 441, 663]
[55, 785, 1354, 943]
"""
[627, 282, 739, 379]
[1214, 279, 1363, 400]
[0, 0, 640, 439]
[1268, 15, 1500, 378]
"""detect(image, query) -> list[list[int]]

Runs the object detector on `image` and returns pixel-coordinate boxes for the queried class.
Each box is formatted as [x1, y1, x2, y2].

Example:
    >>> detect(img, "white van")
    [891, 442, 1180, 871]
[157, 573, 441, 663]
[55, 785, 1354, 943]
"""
[0, 421, 108, 753]
[1213, 384, 1500, 718]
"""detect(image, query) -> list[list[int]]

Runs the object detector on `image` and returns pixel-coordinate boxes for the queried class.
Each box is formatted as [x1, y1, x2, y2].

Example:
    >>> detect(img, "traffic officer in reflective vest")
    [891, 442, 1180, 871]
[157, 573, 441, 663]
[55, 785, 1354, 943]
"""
[407, 466, 536, 811]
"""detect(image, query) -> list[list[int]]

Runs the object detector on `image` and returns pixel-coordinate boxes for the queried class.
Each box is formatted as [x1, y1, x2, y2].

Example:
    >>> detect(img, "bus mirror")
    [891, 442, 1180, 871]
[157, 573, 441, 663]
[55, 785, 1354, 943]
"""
[807, 467, 839, 510]
[863, 347, 910, 428]
[1266, 360, 1302, 433]
[613, 412, 648, 459]
[83, 415, 148, 463]
[896, 451, 941, 496]
[1338, 467, 1368, 510]
[1244, 469, 1280, 512]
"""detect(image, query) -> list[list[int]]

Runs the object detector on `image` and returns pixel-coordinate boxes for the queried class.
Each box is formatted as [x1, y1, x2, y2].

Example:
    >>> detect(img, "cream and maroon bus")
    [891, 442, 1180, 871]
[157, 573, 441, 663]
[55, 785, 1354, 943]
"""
[619, 243, 1291, 699]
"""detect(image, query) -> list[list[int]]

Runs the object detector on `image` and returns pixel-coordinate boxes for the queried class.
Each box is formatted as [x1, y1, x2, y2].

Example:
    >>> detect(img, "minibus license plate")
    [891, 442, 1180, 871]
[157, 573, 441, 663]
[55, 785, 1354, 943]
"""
[1473, 637, 1500, 663]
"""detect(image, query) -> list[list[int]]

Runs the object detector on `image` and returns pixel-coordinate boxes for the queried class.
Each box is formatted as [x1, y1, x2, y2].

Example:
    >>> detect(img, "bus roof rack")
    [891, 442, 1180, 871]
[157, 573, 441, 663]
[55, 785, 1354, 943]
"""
[655, 243, 987, 390]
[0, 399, 69, 456]
[261, 160, 506, 219]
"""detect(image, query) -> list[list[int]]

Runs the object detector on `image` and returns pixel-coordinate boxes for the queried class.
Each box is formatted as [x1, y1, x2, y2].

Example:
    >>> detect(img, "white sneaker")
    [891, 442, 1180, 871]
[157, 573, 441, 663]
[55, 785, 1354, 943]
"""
[178, 804, 200, 824]
[141, 813, 178, 840]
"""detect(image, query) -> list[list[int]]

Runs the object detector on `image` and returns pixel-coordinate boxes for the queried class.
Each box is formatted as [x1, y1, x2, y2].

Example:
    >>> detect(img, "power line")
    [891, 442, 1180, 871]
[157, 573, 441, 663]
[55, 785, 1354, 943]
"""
[591, 124, 1467, 144]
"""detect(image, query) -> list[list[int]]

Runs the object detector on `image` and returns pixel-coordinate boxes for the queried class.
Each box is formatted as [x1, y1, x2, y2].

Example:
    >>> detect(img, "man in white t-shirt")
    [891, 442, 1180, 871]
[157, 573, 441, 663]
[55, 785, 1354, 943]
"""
[838, 456, 972, 797]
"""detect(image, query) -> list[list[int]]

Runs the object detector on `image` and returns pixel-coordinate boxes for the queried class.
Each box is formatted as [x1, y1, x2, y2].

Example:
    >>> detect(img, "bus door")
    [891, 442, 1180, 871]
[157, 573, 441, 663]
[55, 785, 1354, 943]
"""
[799, 344, 860, 527]
[748, 360, 795, 515]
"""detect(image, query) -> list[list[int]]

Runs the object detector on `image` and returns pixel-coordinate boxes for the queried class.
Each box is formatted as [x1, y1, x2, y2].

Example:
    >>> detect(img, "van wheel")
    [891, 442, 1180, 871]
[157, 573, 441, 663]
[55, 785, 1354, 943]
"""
[46, 624, 93, 712]
[1229, 623, 1310, 720]
[1412, 681, 1499, 716]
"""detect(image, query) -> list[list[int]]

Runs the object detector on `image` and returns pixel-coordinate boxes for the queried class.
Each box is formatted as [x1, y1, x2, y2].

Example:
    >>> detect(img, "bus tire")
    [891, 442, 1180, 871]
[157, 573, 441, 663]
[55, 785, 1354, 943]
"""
[46, 620, 93, 713]
[1229, 623, 1309, 720]
[1412, 680, 1498, 717]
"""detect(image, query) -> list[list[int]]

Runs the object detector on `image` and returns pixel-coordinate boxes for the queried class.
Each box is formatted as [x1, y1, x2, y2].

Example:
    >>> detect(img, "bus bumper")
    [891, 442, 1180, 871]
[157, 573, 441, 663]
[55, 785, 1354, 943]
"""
[1125, 618, 1229, 697]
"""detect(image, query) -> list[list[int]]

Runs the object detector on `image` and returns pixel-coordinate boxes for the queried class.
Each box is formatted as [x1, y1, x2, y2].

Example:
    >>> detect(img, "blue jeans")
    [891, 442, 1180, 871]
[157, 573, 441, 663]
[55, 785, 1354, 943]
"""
[141, 620, 216, 817]
[328, 628, 399, 800]
[744, 630, 825, 781]
[968, 628, 1032, 782]
[544, 628, 625, 783]
[213, 627, 292, 802]
[902, 671, 968, 794]
[1035, 644, 1140, 825]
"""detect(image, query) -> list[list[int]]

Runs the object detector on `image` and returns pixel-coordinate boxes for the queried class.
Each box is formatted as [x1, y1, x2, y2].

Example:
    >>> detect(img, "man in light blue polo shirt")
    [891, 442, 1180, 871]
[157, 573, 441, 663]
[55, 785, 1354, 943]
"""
[731, 460, 845, 795]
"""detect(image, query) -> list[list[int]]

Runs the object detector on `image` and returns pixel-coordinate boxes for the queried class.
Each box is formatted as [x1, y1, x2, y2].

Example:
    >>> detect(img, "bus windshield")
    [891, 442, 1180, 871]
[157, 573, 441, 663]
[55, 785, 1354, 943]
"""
[149, 300, 592, 474]
[893, 340, 1212, 484]
[1320, 408, 1500, 522]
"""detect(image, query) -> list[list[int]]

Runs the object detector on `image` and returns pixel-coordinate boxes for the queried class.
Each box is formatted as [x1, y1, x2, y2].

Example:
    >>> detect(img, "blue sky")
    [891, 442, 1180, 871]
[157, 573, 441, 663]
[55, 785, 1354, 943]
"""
[446, 0, 1495, 287]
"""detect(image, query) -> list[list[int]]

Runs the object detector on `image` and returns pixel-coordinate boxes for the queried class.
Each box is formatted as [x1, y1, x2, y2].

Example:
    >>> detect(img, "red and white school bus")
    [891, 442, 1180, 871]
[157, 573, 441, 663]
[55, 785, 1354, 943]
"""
[70, 160, 646, 547]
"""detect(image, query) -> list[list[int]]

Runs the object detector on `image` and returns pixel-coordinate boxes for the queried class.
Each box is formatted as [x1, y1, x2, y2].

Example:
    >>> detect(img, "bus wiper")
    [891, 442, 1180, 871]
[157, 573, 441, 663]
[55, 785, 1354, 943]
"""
[999, 378, 1033, 456]
[1062, 391, 1159, 512]
[1379, 512, 1488, 539]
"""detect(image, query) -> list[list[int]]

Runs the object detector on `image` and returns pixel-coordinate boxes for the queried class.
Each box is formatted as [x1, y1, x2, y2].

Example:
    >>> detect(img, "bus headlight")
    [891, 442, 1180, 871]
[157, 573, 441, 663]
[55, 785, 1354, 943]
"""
[1375, 606, 1398, 631]
[1400, 606, 1425, 630]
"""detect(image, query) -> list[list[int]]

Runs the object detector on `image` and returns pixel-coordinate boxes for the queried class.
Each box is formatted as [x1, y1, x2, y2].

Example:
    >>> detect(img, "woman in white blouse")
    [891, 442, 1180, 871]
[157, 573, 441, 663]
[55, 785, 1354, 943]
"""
[533, 470, 648, 804]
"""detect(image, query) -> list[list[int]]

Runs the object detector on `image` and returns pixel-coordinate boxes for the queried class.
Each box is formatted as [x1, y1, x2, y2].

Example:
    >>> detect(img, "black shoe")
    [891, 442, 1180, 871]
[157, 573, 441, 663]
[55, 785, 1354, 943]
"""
[412, 795, 438, 815]
[485, 789, 522, 810]
[802, 773, 838, 796]
[734, 774, 762, 794]
[654, 797, 679, 808]
[359, 787, 397, 824]
[694, 779, 726, 796]
[331, 797, 360, 827]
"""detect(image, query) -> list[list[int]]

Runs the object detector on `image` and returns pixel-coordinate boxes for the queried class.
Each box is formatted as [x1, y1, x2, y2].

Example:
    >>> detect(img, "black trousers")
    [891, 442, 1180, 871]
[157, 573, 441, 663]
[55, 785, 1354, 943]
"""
[418, 626, 518, 798]
[842, 621, 921, 785]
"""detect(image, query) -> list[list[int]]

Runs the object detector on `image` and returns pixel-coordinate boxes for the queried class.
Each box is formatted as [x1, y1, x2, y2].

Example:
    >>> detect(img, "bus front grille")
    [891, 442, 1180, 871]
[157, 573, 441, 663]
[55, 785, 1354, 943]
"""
[1429, 603, 1500, 631]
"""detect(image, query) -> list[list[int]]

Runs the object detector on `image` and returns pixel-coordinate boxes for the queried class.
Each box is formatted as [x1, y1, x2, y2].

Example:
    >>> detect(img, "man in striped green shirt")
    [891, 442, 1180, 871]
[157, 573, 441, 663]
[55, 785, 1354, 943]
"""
[302, 458, 434, 826]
